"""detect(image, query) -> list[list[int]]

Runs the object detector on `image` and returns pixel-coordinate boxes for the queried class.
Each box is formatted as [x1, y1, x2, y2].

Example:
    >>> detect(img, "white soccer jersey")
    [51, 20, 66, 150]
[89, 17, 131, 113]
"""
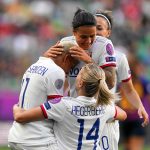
[61, 36, 116, 97]
[100, 121, 119, 150]
[8, 57, 65, 146]
[111, 50, 131, 94]
[116, 50, 131, 83]
[41, 96, 117, 150]
[100, 51, 131, 150]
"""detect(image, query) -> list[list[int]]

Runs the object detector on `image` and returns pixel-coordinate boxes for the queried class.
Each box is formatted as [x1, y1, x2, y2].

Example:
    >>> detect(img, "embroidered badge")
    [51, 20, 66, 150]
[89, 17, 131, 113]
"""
[106, 43, 114, 55]
[128, 70, 131, 74]
[55, 79, 63, 89]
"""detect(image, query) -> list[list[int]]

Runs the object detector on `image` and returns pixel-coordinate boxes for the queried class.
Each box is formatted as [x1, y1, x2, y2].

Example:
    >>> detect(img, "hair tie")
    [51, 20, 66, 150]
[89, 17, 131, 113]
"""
[95, 13, 111, 29]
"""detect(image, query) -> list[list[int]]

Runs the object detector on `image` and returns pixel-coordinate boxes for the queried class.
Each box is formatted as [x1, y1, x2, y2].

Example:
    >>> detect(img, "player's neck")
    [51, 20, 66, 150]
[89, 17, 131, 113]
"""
[77, 89, 85, 97]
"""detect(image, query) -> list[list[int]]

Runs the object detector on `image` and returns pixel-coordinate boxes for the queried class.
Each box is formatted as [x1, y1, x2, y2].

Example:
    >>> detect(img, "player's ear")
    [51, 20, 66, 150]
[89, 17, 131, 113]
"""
[63, 53, 70, 63]
[78, 79, 83, 88]
[107, 29, 111, 37]
[73, 29, 77, 36]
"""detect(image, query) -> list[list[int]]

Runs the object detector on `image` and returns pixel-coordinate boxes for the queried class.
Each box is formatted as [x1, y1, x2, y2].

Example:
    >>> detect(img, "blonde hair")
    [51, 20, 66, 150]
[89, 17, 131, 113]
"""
[59, 40, 77, 53]
[81, 63, 116, 106]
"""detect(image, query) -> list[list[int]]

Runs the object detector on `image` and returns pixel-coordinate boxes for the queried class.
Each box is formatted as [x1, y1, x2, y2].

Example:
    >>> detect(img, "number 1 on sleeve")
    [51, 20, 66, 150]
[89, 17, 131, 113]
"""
[21, 78, 30, 108]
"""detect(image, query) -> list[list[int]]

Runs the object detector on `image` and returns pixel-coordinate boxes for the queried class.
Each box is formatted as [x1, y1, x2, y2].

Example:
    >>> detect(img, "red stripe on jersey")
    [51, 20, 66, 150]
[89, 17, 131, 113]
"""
[100, 63, 116, 69]
[114, 106, 117, 119]
[122, 76, 131, 82]
[40, 105, 48, 118]
[47, 95, 63, 100]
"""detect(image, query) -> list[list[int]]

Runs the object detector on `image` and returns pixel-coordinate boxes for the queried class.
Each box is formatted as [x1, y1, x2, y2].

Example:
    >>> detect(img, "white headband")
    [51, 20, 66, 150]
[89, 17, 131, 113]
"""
[95, 13, 111, 29]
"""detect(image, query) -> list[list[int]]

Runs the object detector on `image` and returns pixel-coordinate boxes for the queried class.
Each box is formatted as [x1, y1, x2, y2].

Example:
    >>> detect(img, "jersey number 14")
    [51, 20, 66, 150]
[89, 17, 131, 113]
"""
[77, 118, 100, 150]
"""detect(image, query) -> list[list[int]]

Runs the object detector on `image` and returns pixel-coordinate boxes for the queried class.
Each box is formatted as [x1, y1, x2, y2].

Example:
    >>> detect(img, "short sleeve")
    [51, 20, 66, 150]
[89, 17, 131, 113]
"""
[117, 53, 131, 82]
[45, 69, 65, 98]
[99, 40, 116, 68]
[105, 103, 117, 122]
[41, 97, 66, 122]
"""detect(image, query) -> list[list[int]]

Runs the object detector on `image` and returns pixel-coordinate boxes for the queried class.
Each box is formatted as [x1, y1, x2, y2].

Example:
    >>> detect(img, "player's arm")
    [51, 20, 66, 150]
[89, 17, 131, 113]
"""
[13, 104, 44, 123]
[107, 105, 127, 123]
[14, 99, 65, 123]
[121, 80, 149, 127]
[99, 40, 116, 89]
[44, 43, 93, 63]
[103, 66, 116, 89]
[118, 54, 149, 126]
[114, 106, 127, 121]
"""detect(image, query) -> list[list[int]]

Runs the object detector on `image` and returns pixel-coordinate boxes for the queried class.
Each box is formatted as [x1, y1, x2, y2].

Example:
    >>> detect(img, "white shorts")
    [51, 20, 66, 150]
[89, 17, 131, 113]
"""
[8, 142, 59, 150]
[100, 120, 119, 150]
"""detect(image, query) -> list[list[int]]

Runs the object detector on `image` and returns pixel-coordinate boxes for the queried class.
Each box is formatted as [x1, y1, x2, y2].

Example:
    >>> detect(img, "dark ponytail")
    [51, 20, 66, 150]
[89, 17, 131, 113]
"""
[72, 8, 96, 29]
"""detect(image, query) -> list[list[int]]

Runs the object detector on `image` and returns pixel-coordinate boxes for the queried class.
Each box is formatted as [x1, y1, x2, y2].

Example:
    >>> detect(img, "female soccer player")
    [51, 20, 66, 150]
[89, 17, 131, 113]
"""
[44, 8, 117, 94]
[95, 10, 149, 150]
[13, 63, 127, 150]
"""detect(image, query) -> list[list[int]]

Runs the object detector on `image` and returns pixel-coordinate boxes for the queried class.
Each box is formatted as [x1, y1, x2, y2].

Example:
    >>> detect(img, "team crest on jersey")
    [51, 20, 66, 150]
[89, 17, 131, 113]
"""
[55, 79, 63, 89]
[128, 70, 131, 74]
[50, 97, 61, 104]
[106, 43, 114, 55]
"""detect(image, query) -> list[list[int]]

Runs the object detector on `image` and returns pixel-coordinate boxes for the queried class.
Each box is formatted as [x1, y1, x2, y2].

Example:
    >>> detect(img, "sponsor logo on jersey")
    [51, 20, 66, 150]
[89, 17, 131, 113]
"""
[69, 67, 81, 77]
[49, 97, 61, 104]
[106, 43, 114, 55]
[44, 101, 51, 110]
[55, 79, 63, 89]
[105, 57, 116, 62]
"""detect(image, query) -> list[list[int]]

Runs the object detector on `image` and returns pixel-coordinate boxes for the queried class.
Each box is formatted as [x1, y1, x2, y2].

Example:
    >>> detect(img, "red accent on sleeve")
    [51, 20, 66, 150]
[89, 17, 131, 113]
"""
[47, 95, 63, 100]
[40, 105, 48, 118]
[122, 76, 131, 82]
[100, 63, 116, 69]
[114, 106, 117, 119]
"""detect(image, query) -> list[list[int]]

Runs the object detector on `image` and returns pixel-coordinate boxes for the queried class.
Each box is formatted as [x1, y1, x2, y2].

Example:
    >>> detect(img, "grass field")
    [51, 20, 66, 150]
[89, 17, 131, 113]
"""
[0, 147, 9, 150]
[1, 146, 150, 150]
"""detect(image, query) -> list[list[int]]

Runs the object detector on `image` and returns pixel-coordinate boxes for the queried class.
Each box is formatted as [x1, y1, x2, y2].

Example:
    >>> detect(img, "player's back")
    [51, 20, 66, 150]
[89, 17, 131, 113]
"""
[42, 96, 116, 150]
[8, 57, 65, 146]
[100, 51, 131, 150]
[19, 57, 64, 108]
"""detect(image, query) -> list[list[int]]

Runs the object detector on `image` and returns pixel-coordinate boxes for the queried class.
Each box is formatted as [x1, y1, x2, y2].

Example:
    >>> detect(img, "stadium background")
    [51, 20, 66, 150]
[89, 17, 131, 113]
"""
[0, 0, 150, 149]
